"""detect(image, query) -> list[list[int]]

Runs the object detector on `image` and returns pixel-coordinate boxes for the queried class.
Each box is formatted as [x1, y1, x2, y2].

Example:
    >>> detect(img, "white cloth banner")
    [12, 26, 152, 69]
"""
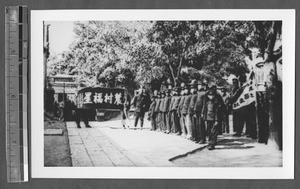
[232, 78, 256, 110]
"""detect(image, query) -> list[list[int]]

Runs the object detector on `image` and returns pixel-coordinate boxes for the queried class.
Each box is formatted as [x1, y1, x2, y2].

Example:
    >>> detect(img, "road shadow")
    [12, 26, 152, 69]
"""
[214, 138, 255, 150]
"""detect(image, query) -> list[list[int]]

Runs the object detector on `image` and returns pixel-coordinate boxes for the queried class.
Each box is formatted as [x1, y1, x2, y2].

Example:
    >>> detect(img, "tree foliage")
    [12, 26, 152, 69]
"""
[48, 20, 281, 90]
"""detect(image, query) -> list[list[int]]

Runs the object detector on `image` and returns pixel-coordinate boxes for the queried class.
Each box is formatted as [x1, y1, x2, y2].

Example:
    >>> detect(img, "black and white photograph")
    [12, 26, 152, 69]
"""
[31, 10, 295, 179]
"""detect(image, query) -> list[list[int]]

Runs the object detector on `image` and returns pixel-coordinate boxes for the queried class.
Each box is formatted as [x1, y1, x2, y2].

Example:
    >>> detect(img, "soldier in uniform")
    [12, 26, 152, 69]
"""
[210, 85, 225, 135]
[148, 95, 157, 131]
[159, 91, 166, 132]
[202, 88, 222, 150]
[168, 88, 175, 133]
[182, 83, 193, 140]
[154, 92, 162, 131]
[163, 89, 172, 134]
[170, 87, 181, 135]
[194, 79, 209, 144]
[188, 80, 198, 141]
[178, 83, 188, 138]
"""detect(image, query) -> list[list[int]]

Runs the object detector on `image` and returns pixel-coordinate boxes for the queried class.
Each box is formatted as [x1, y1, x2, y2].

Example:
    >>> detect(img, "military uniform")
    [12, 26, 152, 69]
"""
[168, 93, 175, 133]
[163, 92, 172, 133]
[182, 93, 192, 139]
[188, 92, 198, 141]
[194, 90, 207, 143]
[202, 91, 222, 150]
[154, 96, 162, 131]
[148, 97, 157, 131]
[178, 93, 187, 137]
[171, 91, 181, 134]
[159, 96, 165, 131]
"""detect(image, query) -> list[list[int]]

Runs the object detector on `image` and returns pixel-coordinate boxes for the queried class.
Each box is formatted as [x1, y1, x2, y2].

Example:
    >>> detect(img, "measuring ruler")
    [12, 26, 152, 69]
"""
[5, 6, 29, 183]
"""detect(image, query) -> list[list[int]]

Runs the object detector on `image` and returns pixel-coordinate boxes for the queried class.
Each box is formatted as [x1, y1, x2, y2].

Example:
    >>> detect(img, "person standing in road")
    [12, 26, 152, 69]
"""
[210, 85, 225, 135]
[188, 80, 198, 141]
[148, 95, 157, 131]
[163, 89, 172, 134]
[170, 87, 181, 135]
[194, 79, 209, 144]
[132, 86, 147, 130]
[159, 91, 166, 132]
[178, 83, 188, 138]
[202, 89, 222, 150]
[181, 84, 192, 140]
[154, 92, 162, 131]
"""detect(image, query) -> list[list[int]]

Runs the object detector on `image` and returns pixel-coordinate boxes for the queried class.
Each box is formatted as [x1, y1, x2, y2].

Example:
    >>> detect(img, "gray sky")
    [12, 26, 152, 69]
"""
[45, 21, 75, 54]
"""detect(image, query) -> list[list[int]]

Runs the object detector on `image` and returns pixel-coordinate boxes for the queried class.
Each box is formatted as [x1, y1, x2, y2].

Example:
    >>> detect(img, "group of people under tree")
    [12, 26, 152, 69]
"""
[51, 74, 264, 151]
[125, 75, 257, 151]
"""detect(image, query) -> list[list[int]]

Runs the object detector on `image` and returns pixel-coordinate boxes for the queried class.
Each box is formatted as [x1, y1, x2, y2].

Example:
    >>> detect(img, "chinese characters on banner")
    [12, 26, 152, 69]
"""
[76, 87, 125, 110]
[232, 78, 256, 110]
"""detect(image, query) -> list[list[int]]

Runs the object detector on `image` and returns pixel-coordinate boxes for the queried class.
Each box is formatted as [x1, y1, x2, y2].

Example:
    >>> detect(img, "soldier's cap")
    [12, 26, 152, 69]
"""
[232, 78, 239, 82]
[180, 82, 186, 88]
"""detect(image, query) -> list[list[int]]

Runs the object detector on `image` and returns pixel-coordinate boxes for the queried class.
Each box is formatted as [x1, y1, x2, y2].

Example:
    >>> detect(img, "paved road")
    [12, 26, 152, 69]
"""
[66, 120, 206, 167]
[66, 119, 282, 167]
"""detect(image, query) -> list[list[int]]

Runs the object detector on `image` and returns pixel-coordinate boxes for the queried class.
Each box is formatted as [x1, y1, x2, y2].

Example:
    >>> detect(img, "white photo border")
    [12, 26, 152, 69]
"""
[31, 9, 295, 179]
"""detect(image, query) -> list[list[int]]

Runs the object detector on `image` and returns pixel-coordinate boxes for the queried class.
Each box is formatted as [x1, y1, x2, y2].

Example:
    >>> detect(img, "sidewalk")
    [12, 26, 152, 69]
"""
[66, 119, 282, 167]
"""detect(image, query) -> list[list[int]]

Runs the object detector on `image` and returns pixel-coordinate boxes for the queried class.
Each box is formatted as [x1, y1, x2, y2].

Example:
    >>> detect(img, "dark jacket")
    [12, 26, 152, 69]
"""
[177, 95, 185, 115]
[194, 91, 206, 112]
[202, 94, 222, 121]
[162, 96, 171, 113]
[159, 97, 165, 112]
[169, 96, 175, 112]
[203, 97, 220, 121]
[148, 100, 157, 118]
[132, 94, 147, 113]
[188, 94, 198, 115]
[154, 98, 161, 113]
[181, 95, 192, 115]
[171, 96, 180, 111]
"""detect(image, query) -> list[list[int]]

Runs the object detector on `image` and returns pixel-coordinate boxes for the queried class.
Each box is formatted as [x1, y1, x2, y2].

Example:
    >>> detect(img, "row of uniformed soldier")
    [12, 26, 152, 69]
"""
[148, 79, 224, 150]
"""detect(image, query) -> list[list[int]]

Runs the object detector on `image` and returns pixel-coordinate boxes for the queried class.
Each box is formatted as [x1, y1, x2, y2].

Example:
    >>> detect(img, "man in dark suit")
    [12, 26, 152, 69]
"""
[154, 92, 162, 131]
[163, 89, 172, 133]
[159, 91, 166, 132]
[188, 80, 198, 141]
[182, 84, 192, 140]
[202, 88, 222, 150]
[194, 79, 208, 144]
[170, 87, 181, 135]
[132, 87, 147, 130]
